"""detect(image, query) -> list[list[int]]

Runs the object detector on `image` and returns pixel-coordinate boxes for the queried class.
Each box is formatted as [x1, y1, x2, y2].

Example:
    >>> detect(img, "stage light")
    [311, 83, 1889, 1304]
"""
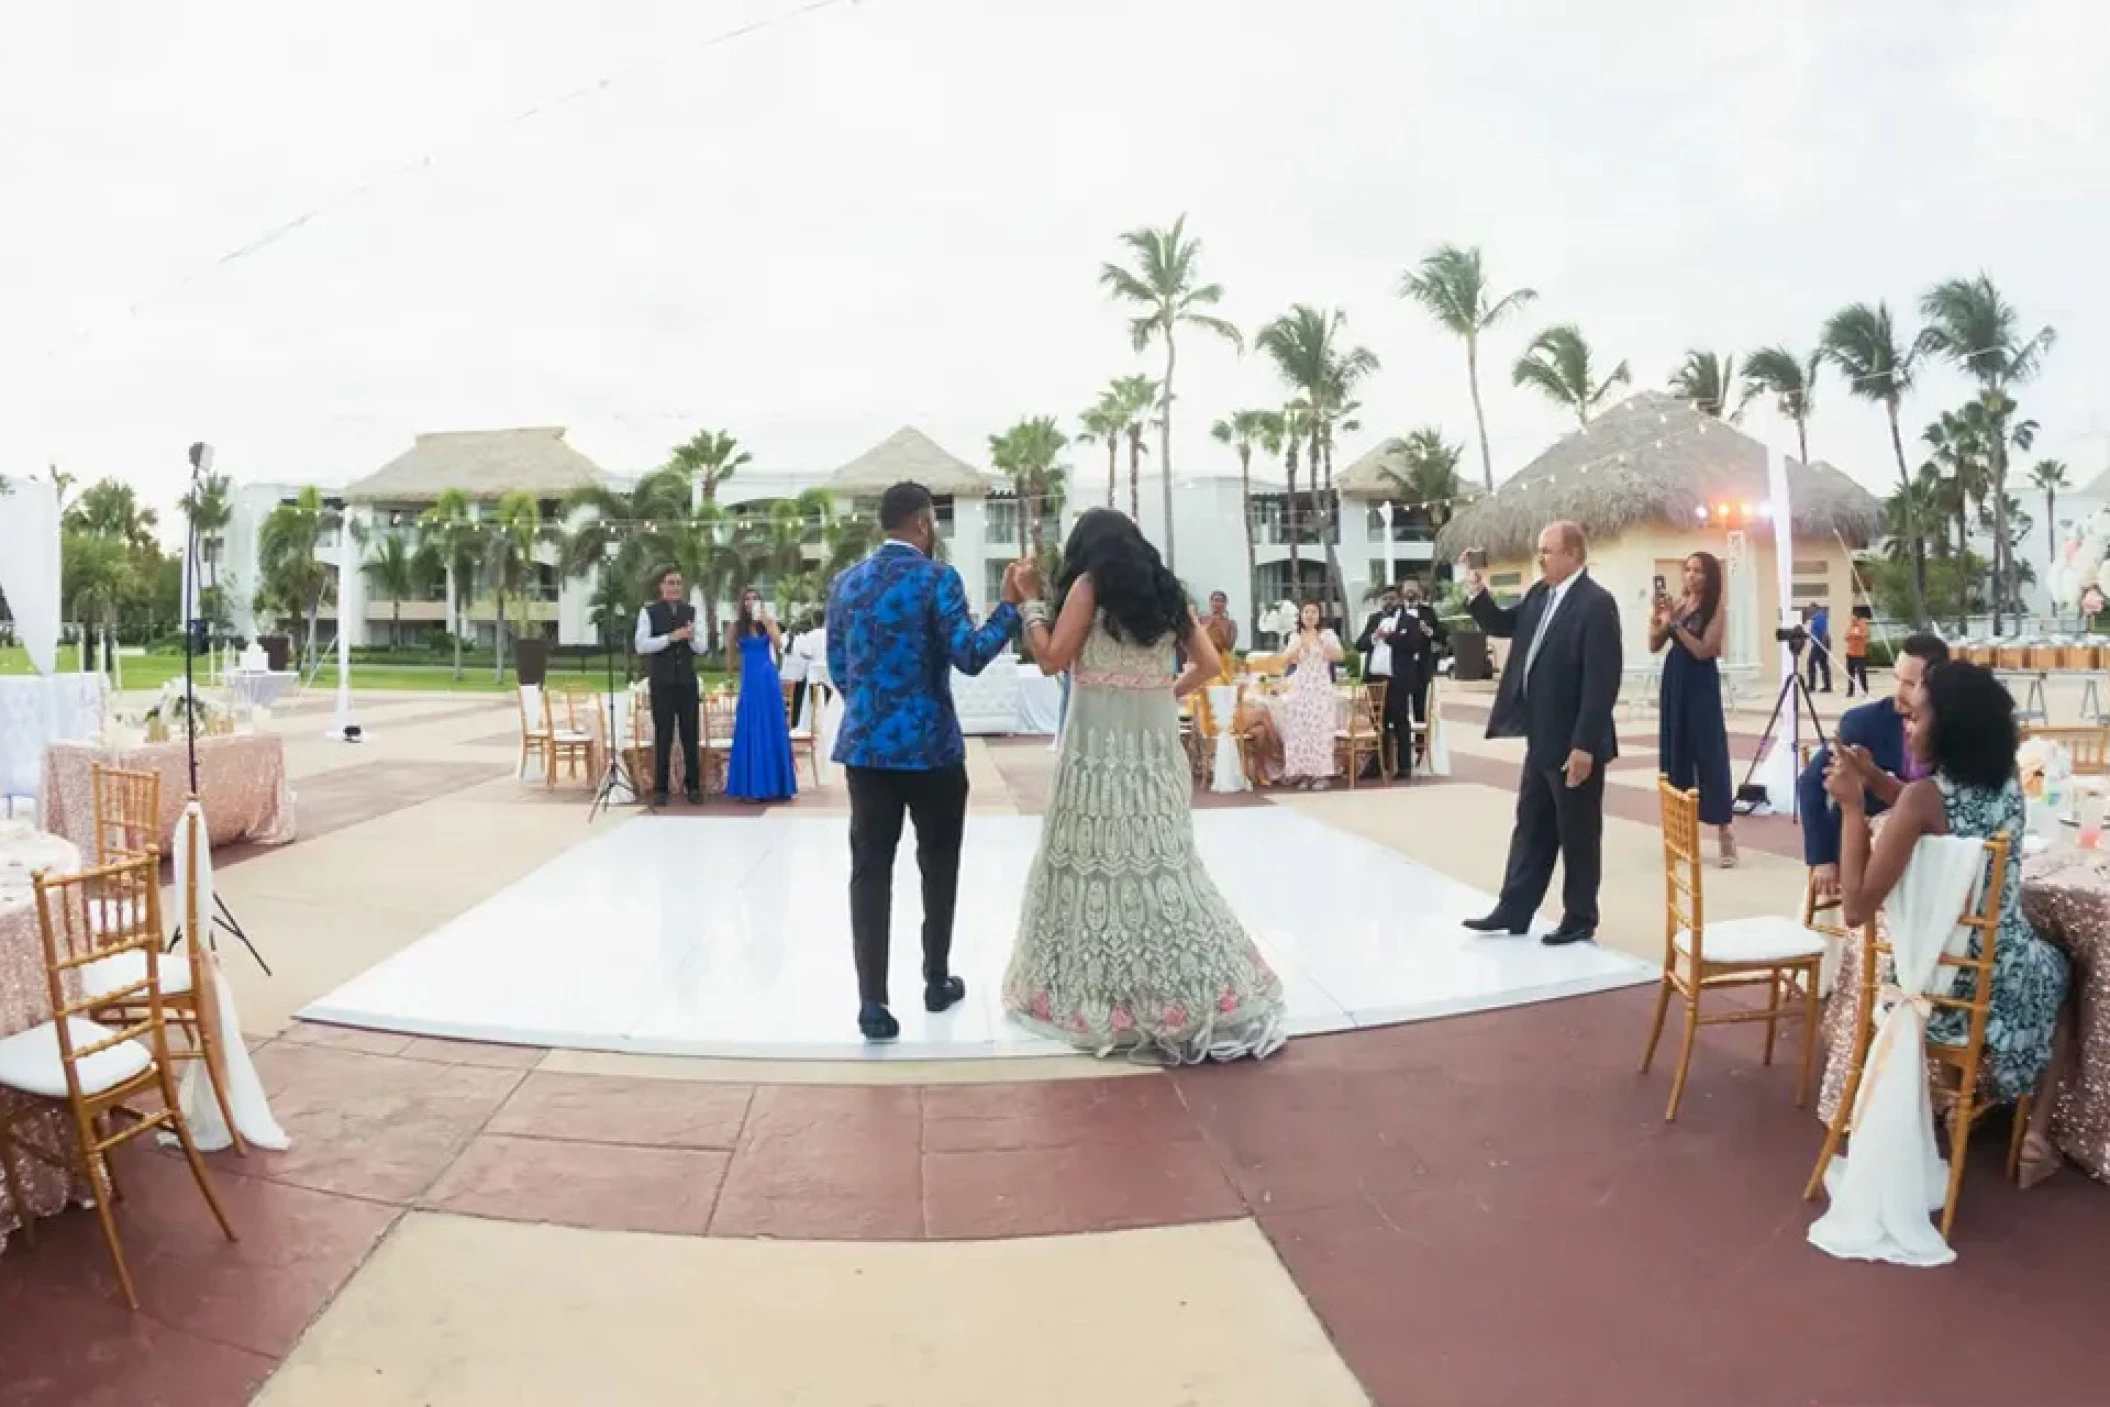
[1741, 502, 1755, 518]
[1695, 506, 1709, 521]
[1717, 503, 1731, 520]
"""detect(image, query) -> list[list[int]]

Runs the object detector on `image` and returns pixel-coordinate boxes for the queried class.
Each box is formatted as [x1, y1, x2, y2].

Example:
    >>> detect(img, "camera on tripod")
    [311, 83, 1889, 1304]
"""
[1774, 624, 1808, 649]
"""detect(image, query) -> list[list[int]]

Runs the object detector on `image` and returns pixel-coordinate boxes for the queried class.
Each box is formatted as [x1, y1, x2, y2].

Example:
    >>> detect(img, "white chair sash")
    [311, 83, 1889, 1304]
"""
[1424, 676, 1451, 778]
[1807, 833, 1984, 1267]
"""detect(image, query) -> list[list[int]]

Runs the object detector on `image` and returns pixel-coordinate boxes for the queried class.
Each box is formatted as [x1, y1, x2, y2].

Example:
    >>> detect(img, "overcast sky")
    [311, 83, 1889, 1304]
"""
[3, 0, 2104, 533]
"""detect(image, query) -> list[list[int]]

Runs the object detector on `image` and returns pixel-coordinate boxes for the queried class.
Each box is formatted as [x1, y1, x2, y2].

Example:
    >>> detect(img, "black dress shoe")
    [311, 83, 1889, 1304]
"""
[859, 1003, 900, 1042]
[1462, 912, 1529, 935]
[686, 789, 704, 805]
[650, 791, 669, 809]
[1542, 922, 1597, 946]
[924, 975, 967, 1013]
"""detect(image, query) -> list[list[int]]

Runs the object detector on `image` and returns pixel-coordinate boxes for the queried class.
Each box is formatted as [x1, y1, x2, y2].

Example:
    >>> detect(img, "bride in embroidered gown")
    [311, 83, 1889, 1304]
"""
[1002, 509, 1287, 1064]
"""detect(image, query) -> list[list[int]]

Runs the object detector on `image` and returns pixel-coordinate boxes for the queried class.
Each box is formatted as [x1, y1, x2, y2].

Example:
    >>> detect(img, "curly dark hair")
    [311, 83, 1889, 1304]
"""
[1920, 660, 2018, 791]
[1053, 508, 1190, 647]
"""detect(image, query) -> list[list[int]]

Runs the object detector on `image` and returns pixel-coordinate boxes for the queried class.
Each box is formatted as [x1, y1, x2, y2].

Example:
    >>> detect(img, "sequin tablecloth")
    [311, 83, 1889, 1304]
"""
[1816, 851, 2110, 1183]
[38, 734, 296, 855]
[0, 825, 87, 1254]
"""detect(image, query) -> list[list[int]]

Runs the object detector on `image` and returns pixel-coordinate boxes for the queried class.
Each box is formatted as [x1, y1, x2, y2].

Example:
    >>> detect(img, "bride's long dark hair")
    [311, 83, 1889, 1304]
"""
[1053, 508, 1190, 647]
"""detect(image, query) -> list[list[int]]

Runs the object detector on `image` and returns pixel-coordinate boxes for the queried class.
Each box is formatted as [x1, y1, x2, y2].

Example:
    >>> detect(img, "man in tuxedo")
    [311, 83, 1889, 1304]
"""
[1461, 522, 1622, 944]
[634, 566, 706, 806]
[1358, 580, 1447, 779]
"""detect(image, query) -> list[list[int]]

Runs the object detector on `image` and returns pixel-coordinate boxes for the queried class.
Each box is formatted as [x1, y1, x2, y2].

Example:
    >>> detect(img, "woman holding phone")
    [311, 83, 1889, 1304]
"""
[1651, 552, 1736, 865]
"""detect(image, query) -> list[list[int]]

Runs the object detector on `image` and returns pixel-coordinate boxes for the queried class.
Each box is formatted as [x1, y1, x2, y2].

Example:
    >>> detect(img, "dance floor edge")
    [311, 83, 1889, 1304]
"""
[301, 810, 1654, 1061]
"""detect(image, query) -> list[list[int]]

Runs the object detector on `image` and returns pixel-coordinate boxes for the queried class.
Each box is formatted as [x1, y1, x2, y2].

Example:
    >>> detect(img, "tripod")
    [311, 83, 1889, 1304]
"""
[1733, 631, 1830, 817]
[587, 610, 638, 822]
[175, 443, 270, 974]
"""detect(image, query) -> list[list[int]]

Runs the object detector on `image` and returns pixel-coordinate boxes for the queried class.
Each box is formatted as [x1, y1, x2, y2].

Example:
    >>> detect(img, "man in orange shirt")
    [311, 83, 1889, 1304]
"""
[1842, 609, 1871, 697]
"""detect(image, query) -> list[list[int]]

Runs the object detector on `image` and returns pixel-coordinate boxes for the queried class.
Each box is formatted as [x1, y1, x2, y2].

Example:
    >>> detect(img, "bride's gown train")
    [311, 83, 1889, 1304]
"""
[1002, 617, 1287, 1064]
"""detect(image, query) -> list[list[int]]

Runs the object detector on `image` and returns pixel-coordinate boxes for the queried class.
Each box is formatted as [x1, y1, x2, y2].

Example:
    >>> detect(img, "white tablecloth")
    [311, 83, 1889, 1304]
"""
[807, 657, 1053, 740]
[0, 674, 105, 802]
[1015, 672, 1063, 735]
[224, 669, 297, 711]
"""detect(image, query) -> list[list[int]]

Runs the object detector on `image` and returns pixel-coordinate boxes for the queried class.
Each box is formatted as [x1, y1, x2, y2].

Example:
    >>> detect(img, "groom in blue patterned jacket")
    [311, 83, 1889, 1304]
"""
[826, 481, 1031, 1041]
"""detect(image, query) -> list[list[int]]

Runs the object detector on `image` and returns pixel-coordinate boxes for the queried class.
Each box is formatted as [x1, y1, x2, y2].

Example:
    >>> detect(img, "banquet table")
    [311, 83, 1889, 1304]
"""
[39, 734, 297, 855]
[0, 824, 89, 1254]
[222, 669, 298, 712]
[1816, 846, 2110, 1183]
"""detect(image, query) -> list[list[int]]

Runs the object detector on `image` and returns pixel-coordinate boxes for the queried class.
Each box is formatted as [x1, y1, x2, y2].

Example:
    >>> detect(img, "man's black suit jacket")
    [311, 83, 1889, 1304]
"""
[1468, 572, 1622, 769]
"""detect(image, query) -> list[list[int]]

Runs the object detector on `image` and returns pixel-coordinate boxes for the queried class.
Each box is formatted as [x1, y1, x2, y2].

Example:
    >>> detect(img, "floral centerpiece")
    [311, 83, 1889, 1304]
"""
[1256, 601, 1300, 639]
[142, 678, 221, 741]
[2052, 507, 2110, 618]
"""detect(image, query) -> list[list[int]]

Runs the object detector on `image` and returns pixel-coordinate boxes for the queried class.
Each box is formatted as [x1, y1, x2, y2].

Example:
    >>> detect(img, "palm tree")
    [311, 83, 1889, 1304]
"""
[1107, 373, 1157, 520]
[416, 489, 483, 681]
[674, 499, 744, 654]
[359, 533, 427, 648]
[61, 530, 134, 676]
[66, 479, 160, 551]
[1078, 396, 1123, 509]
[666, 429, 751, 510]
[1881, 474, 1944, 618]
[989, 417, 1070, 564]
[1099, 216, 1242, 570]
[2030, 459, 2072, 563]
[256, 487, 342, 669]
[483, 492, 555, 681]
[1918, 274, 2057, 628]
[179, 469, 233, 603]
[1511, 325, 1630, 427]
[561, 466, 691, 635]
[1257, 305, 1380, 618]
[1741, 345, 1820, 467]
[1397, 245, 1536, 492]
[1820, 301, 1922, 623]
[1668, 350, 1741, 419]
[1211, 409, 1276, 639]
[1923, 408, 1993, 564]
[1277, 402, 1311, 600]
[1378, 428, 1470, 533]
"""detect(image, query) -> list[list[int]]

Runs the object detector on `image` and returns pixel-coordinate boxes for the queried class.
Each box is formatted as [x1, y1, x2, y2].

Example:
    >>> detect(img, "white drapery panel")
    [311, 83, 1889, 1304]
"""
[0, 476, 62, 675]
[0, 674, 104, 801]
[1807, 834, 1984, 1267]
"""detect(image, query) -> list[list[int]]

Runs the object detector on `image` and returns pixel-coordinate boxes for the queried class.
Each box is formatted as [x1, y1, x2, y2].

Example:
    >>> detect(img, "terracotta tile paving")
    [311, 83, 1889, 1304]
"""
[7, 988, 2109, 1405]
[215, 760, 507, 870]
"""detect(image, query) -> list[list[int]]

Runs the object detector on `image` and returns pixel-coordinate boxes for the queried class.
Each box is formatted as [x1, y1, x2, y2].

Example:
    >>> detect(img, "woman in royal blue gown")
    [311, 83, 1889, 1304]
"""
[725, 588, 797, 802]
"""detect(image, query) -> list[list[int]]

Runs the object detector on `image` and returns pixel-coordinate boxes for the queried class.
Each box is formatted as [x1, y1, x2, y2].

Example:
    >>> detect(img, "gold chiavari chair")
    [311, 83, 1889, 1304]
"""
[0, 854, 237, 1309]
[781, 680, 823, 788]
[89, 764, 160, 864]
[1641, 780, 1829, 1121]
[701, 691, 740, 796]
[1334, 681, 1387, 787]
[2019, 724, 2110, 775]
[86, 803, 245, 1157]
[539, 689, 596, 790]
[1803, 834, 2017, 1239]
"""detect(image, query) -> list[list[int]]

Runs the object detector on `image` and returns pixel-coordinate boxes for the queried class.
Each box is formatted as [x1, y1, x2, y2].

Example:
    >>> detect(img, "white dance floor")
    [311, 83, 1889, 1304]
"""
[302, 809, 1654, 1060]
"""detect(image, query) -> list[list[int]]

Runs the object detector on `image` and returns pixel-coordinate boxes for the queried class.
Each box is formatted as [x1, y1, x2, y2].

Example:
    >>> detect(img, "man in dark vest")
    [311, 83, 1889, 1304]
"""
[634, 565, 706, 805]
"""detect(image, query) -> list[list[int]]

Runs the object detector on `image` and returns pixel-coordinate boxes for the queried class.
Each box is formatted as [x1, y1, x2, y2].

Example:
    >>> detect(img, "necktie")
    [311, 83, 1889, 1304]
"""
[1520, 585, 1561, 695]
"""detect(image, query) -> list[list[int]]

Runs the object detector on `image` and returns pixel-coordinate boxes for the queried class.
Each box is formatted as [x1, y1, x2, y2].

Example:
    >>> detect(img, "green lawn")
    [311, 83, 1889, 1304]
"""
[0, 646, 719, 694]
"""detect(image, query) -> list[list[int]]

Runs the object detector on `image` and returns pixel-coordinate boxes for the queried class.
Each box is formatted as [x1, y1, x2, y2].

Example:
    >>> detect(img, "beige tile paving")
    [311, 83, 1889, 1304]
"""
[254, 1212, 1370, 1407]
[537, 1047, 1146, 1086]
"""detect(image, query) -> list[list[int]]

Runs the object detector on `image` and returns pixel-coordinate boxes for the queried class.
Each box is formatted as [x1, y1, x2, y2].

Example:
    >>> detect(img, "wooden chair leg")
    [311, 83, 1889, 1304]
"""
[1638, 977, 1673, 1074]
[1793, 966, 1821, 1109]
[159, 1067, 237, 1246]
[2007, 1095, 2035, 1180]
[73, 1111, 139, 1309]
[1665, 995, 1701, 1121]
[1761, 970, 1783, 1067]
[196, 1015, 247, 1158]
[1938, 1086, 1975, 1241]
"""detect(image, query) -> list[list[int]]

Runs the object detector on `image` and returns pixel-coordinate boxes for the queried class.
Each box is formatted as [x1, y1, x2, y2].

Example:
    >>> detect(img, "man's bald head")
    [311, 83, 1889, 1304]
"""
[1537, 520, 1586, 586]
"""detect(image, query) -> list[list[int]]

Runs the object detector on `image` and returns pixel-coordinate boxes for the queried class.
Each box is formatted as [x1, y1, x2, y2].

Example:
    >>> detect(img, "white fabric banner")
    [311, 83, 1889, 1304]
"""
[0, 476, 63, 675]
[1807, 834, 1983, 1267]
[1750, 447, 1801, 814]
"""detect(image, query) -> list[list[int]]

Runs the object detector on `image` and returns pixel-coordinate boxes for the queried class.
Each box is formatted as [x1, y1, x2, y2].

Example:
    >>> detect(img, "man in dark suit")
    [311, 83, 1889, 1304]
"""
[634, 566, 706, 806]
[1356, 580, 1447, 779]
[1795, 632, 1948, 895]
[1460, 522, 1622, 944]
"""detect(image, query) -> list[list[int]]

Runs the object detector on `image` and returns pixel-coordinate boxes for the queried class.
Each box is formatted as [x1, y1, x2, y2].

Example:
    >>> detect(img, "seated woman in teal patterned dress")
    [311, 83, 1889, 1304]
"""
[1002, 509, 1286, 1064]
[1827, 659, 2072, 1188]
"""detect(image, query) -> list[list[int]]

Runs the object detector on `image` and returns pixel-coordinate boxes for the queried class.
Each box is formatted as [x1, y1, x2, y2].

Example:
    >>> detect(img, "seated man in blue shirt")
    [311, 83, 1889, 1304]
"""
[1797, 632, 1950, 896]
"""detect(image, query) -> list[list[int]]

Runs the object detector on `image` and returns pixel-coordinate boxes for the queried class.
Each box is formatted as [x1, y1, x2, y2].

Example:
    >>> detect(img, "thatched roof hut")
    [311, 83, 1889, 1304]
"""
[344, 427, 611, 503]
[1336, 440, 1417, 500]
[825, 427, 997, 498]
[1433, 391, 1881, 560]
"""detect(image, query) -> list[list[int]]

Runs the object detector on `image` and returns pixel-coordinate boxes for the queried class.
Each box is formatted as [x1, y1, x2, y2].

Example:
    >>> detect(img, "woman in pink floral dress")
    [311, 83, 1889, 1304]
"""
[1277, 601, 1343, 789]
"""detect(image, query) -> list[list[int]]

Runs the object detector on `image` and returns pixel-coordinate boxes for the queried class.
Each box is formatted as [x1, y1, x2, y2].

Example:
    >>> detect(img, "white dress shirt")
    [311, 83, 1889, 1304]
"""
[635, 606, 708, 656]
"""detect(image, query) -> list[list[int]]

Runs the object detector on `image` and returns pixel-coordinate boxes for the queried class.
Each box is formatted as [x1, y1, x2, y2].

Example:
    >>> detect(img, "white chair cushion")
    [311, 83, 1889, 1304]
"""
[550, 730, 592, 744]
[79, 947, 193, 1003]
[0, 1017, 153, 1099]
[1675, 916, 1828, 966]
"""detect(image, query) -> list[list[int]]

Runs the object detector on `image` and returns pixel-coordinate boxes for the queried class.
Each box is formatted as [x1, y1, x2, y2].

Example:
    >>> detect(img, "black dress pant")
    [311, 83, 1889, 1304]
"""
[846, 764, 969, 1006]
[1845, 655, 1870, 696]
[1495, 759, 1606, 929]
[650, 681, 700, 796]
[1805, 647, 1832, 693]
[1384, 663, 1430, 777]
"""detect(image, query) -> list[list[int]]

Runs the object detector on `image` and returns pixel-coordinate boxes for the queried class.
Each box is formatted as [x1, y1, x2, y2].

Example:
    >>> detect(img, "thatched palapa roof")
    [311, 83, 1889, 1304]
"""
[1433, 391, 1882, 561]
[825, 427, 997, 497]
[344, 427, 611, 503]
[1335, 439, 1478, 501]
